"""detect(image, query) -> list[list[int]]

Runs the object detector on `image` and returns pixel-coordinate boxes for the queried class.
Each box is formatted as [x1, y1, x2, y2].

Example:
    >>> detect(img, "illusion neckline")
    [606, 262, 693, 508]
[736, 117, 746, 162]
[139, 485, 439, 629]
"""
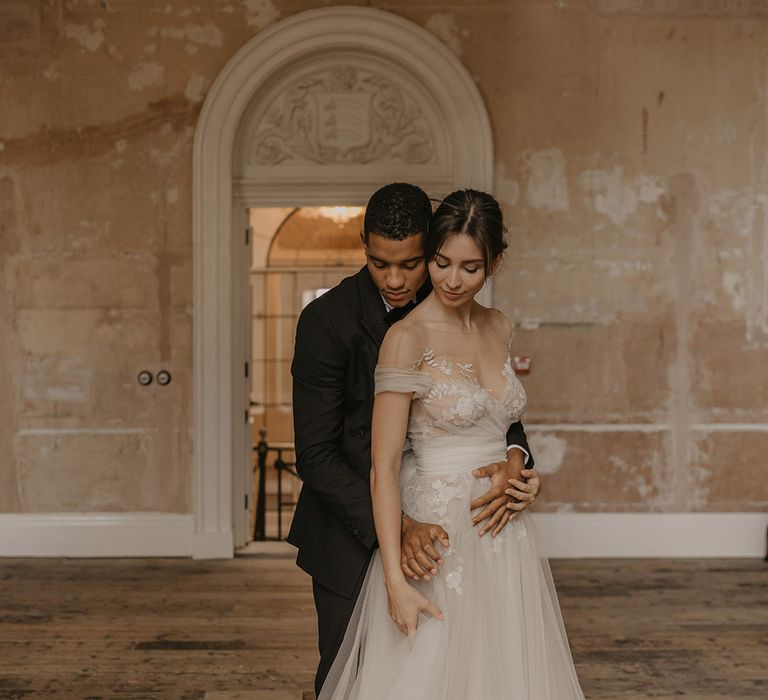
[410, 347, 519, 404]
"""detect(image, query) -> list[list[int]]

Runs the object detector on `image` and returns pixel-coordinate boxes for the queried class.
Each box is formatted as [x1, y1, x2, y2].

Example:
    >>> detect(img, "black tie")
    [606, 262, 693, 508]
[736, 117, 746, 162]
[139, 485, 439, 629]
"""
[385, 300, 417, 326]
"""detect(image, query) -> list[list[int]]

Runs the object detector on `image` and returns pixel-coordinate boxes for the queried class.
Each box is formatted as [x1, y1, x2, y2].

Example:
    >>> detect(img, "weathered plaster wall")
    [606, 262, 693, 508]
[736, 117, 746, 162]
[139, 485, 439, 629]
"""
[457, 0, 768, 513]
[0, 0, 765, 514]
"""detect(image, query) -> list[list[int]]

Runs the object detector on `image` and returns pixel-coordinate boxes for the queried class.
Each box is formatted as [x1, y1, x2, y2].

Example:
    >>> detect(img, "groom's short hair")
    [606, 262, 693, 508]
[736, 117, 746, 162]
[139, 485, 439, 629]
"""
[363, 183, 432, 243]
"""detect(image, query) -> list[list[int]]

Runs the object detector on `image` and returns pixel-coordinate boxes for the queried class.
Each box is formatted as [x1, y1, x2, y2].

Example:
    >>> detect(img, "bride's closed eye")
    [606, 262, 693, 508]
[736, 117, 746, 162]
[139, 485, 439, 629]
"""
[434, 260, 481, 274]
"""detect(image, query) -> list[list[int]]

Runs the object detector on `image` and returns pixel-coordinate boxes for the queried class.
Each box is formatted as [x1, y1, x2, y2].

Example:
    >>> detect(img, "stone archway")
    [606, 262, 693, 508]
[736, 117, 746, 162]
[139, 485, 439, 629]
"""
[192, 6, 494, 557]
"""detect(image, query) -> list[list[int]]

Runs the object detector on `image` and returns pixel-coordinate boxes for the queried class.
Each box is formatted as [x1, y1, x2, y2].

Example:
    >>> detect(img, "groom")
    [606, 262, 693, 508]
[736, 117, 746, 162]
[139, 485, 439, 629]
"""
[287, 183, 541, 695]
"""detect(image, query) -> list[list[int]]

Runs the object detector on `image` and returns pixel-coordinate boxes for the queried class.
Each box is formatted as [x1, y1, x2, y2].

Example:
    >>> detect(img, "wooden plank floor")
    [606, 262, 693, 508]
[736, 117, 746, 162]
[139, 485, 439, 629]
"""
[0, 554, 765, 699]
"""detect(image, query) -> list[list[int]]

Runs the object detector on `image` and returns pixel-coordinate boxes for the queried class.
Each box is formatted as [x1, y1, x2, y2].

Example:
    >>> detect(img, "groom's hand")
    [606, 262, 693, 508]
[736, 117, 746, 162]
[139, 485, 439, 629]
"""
[470, 450, 540, 537]
[505, 468, 542, 521]
[400, 516, 450, 582]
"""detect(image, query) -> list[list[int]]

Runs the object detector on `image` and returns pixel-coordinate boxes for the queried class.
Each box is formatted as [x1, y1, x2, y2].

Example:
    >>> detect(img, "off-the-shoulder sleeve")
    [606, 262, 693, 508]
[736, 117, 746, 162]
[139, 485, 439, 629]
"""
[374, 366, 432, 398]
[375, 323, 431, 396]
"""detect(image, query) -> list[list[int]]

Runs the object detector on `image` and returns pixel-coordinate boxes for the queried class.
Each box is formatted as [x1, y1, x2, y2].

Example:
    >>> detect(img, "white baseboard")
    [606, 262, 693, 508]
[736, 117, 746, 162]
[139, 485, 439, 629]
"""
[191, 530, 235, 560]
[532, 512, 768, 558]
[0, 513, 195, 557]
[0, 512, 764, 558]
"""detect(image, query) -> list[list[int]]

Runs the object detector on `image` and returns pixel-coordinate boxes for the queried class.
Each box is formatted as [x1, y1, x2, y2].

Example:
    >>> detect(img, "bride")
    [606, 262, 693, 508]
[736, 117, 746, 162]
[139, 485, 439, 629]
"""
[319, 190, 585, 699]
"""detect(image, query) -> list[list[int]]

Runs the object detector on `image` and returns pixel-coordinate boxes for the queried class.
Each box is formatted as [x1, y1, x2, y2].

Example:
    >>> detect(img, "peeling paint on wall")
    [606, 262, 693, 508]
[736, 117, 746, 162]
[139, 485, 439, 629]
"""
[108, 44, 125, 63]
[579, 167, 636, 225]
[495, 162, 520, 208]
[178, 6, 200, 19]
[524, 149, 570, 212]
[528, 433, 567, 475]
[593, 259, 653, 278]
[243, 0, 280, 30]
[608, 455, 654, 499]
[425, 13, 464, 56]
[706, 191, 768, 346]
[157, 24, 224, 47]
[24, 356, 92, 403]
[685, 436, 712, 510]
[184, 73, 206, 103]
[63, 20, 105, 53]
[43, 62, 58, 81]
[722, 270, 746, 312]
[579, 167, 665, 226]
[127, 62, 164, 91]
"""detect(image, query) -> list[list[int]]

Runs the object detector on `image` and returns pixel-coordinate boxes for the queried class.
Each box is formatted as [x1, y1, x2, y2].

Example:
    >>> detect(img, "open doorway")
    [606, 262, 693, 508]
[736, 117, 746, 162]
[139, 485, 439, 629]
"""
[246, 206, 365, 543]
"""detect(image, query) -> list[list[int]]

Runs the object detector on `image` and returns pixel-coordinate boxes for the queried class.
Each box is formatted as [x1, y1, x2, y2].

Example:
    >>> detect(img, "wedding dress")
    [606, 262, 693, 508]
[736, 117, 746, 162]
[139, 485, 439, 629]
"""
[319, 316, 585, 700]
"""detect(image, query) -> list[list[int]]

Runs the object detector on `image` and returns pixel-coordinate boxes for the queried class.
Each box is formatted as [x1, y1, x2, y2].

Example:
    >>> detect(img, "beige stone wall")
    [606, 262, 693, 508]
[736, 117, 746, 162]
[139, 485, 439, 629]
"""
[1, 0, 765, 515]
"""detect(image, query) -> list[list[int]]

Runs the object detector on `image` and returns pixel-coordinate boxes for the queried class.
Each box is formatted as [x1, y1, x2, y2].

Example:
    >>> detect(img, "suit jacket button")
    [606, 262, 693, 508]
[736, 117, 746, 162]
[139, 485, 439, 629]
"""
[353, 528, 359, 536]
[353, 429, 365, 439]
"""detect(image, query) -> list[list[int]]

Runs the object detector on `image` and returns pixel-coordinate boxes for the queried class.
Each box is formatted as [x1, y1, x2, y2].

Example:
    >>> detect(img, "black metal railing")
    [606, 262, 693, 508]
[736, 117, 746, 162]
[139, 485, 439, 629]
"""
[253, 427, 300, 541]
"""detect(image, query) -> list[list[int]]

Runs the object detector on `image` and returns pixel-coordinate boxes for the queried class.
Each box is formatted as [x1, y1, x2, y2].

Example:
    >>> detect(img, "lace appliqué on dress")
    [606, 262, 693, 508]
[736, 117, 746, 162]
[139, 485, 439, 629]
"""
[500, 355, 527, 423]
[424, 476, 472, 526]
[403, 474, 471, 596]
[424, 382, 495, 428]
[444, 562, 464, 595]
[412, 349, 474, 380]
[411, 348, 526, 429]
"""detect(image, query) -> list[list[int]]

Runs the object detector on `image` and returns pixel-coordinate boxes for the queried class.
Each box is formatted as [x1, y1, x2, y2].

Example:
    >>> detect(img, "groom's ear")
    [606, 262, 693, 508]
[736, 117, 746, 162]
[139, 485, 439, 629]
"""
[360, 230, 367, 249]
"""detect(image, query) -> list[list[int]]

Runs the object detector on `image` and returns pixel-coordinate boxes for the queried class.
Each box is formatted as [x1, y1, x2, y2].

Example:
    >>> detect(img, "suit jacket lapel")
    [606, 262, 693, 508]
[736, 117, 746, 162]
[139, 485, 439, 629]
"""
[357, 267, 388, 348]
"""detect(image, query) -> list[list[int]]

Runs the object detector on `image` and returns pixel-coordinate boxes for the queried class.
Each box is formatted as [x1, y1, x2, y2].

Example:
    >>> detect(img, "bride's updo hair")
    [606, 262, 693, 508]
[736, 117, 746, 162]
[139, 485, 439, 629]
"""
[426, 189, 508, 277]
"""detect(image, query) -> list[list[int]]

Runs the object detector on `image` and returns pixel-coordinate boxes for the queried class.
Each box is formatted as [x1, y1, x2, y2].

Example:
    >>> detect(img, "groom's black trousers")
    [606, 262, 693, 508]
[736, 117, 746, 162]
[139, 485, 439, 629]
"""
[312, 562, 369, 696]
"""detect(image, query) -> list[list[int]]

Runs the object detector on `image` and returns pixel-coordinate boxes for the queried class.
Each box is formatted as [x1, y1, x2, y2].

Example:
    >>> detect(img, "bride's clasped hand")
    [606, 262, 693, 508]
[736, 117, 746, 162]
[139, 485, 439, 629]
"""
[385, 573, 444, 637]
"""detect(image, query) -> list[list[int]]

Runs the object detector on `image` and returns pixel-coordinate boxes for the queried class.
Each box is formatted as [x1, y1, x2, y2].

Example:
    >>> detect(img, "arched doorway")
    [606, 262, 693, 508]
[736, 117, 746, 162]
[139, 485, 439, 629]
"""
[192, 6, 494, 557]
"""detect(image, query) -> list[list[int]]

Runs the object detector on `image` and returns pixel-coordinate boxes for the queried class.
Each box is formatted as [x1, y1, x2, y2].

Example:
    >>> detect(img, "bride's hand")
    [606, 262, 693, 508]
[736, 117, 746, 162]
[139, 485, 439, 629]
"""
[385, 578, 443, 636]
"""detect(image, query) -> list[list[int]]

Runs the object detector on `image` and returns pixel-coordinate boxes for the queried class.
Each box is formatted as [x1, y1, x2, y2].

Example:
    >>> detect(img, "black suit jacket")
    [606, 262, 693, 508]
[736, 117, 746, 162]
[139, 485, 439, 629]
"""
[287, 266, 533, 598]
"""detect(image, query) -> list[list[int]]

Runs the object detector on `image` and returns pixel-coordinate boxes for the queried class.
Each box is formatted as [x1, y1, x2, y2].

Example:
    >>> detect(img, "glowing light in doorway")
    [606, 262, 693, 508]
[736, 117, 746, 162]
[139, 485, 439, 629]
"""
[317, 206, 364, 223]
[301, 288, 331, 309]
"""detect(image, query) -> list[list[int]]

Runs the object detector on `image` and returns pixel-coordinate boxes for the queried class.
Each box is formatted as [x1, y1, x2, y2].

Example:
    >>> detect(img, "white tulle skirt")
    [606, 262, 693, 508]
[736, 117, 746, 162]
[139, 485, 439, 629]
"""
[319, 462, 586, 700]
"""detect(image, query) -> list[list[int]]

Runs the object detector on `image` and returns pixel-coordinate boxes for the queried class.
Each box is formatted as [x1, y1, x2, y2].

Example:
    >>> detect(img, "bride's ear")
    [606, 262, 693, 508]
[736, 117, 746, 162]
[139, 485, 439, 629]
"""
[488, 255, 502, 279]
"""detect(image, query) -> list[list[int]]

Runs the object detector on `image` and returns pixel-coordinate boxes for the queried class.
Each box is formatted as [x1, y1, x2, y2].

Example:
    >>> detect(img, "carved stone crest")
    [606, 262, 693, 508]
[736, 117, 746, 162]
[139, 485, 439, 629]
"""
[315, 91, 373, 151]
[249, 66, 435, 165]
